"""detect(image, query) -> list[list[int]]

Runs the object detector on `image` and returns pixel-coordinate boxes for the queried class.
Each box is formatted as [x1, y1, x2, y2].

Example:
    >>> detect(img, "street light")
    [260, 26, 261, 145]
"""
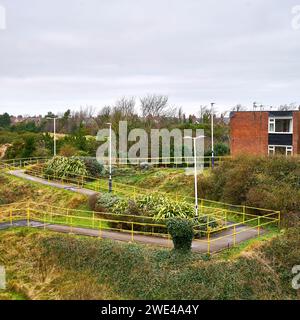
[46, 116, 60, 156]
[106, 123, 112, 193]
[211, 102, 215, 168]
[184, 135, 205, 218]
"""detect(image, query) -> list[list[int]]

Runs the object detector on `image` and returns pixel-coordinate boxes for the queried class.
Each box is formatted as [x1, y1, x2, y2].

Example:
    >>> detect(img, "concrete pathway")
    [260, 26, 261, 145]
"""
[0, 219, 262, 253]
[5, 170, 264, 253]
[8, 170, 97, 196]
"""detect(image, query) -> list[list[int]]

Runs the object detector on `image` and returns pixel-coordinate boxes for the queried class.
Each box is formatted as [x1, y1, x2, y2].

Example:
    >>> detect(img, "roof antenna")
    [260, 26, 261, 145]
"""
[253, 102, 257, 111]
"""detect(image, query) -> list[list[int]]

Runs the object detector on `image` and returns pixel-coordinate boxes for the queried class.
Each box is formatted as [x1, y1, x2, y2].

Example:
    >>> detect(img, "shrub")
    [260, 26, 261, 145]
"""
[44, 156, 88, 178]
[214, 143, 230, 156]
[88, 193, 98, 211]
[79, 157, 104, 177]
[113, 199, 145, 216]
[155, 199, 194, 220]
[111, 194, 195, 219]
[95, 193, 120, 212]
[59, 144, 79, 157]
[193, 216, 219, 238]
[166, 218, 194, 251]
[198, 155, 300, 216]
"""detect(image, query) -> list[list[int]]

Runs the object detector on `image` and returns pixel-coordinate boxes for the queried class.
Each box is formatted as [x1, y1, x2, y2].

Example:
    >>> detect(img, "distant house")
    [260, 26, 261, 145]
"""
[10, 115, 43, 125]
[230, 111, 300, 156]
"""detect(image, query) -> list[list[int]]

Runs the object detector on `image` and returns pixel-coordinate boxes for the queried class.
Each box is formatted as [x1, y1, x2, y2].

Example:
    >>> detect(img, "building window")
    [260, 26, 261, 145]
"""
[269, 118, 293, 134]
[286, 146, 293, 156]
[269, 118, 275, 132]
[268, 145, 275, 155]
[268, 145, 293, 156]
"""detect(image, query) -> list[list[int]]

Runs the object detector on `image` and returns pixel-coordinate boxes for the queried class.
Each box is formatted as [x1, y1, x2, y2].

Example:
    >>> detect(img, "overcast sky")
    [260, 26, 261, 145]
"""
[0, 0, 300, 116]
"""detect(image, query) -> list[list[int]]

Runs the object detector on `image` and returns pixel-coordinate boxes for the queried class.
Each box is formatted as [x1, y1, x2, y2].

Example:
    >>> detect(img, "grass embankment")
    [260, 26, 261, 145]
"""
[86, 167, 196, 198]
[0, 225, 299, 300]
[0, 174, 89, 211]
[96, 157, 300, 222]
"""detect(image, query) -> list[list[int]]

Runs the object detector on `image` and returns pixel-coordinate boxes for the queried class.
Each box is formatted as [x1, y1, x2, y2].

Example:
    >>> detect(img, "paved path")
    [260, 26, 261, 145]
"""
[0, 219, 262, 253]
[9, 170, 97, 196]
[5, 170, 264, 253]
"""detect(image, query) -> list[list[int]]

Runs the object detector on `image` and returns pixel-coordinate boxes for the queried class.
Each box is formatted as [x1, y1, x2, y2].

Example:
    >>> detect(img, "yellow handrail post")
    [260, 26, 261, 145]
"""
[201, 199, 204, 214]
[257, 216, 260, 236]
[92, 212, 95, 228]
[242, 206, 246, 223]
[278, 211, 281, 230]
[206, 215, 209, 231]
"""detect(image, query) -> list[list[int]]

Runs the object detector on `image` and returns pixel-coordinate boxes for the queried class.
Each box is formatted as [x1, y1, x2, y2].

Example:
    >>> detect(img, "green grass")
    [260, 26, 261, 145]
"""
[0, 174, 88, 210]
[0, 174, 111, 230]
[217, 230, 280, 260]
[0, 225, 299, 300]
[0, 290, 26, 300]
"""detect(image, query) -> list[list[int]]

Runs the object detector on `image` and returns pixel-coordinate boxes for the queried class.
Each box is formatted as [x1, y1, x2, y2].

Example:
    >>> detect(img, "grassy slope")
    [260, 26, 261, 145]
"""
[0, 226, 299, 300]
[0, 173, 89, 210]
[112, 168, 195, 197]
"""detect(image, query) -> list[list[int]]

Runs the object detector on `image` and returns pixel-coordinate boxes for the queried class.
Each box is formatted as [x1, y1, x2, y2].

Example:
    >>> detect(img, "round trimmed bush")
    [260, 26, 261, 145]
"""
[166, 218, 194, 252]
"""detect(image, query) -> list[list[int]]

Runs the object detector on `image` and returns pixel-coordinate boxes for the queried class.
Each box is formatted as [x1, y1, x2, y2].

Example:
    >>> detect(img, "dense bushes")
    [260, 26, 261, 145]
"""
[79, 157, 104, 177]
[95, 193, 119, 212]
[88, 192, 219, 236]
[44, 156, 88, 178]
[43, 156, 104, 179]
[112, 194, 196, 219]
[198, 156, 300, 213]
[166, 218, 194, 251]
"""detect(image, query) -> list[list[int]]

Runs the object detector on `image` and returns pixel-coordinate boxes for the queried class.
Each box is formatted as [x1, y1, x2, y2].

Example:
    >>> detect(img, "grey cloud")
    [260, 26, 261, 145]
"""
[0, 0, 299, 115]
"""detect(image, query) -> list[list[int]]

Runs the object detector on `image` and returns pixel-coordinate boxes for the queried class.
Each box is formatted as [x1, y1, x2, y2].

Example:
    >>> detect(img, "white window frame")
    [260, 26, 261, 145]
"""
[268, 145, 275, 155]
[268, 117, 293, 134]
[268, 145, 293, 156]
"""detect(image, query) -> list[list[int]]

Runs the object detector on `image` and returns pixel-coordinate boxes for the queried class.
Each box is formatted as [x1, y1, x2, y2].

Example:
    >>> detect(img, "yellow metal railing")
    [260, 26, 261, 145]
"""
[0, 201, 280, 254]
[0, 157, 281, 253]
[97, 155, 232, 168]
[20, 164, 280, 220]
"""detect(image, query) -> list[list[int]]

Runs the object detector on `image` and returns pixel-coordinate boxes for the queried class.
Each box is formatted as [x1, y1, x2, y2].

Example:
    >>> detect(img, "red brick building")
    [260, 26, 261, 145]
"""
[230, 111, 300, 156]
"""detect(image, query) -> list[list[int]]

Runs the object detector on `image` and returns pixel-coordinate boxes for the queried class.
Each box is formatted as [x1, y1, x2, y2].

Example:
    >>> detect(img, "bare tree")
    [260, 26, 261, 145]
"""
[140, 94, 170, 118]
[198, 105, 208, 123]
[231, 104, 247, 112]
[113, 96, 136, 117]
[278, 103, 298, 111]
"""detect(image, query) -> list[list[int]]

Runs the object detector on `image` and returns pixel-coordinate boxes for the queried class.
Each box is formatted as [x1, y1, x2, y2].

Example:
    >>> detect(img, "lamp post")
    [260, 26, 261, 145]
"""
[211, 102, 215, 168]
[46, 116, 59, 156]
[184, 135, 205, 218]
[106, 123, 112, 193]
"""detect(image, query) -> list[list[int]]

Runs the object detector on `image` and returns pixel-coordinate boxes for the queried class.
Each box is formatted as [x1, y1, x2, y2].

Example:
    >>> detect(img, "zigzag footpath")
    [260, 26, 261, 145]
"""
[1, 169, 265, 253]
